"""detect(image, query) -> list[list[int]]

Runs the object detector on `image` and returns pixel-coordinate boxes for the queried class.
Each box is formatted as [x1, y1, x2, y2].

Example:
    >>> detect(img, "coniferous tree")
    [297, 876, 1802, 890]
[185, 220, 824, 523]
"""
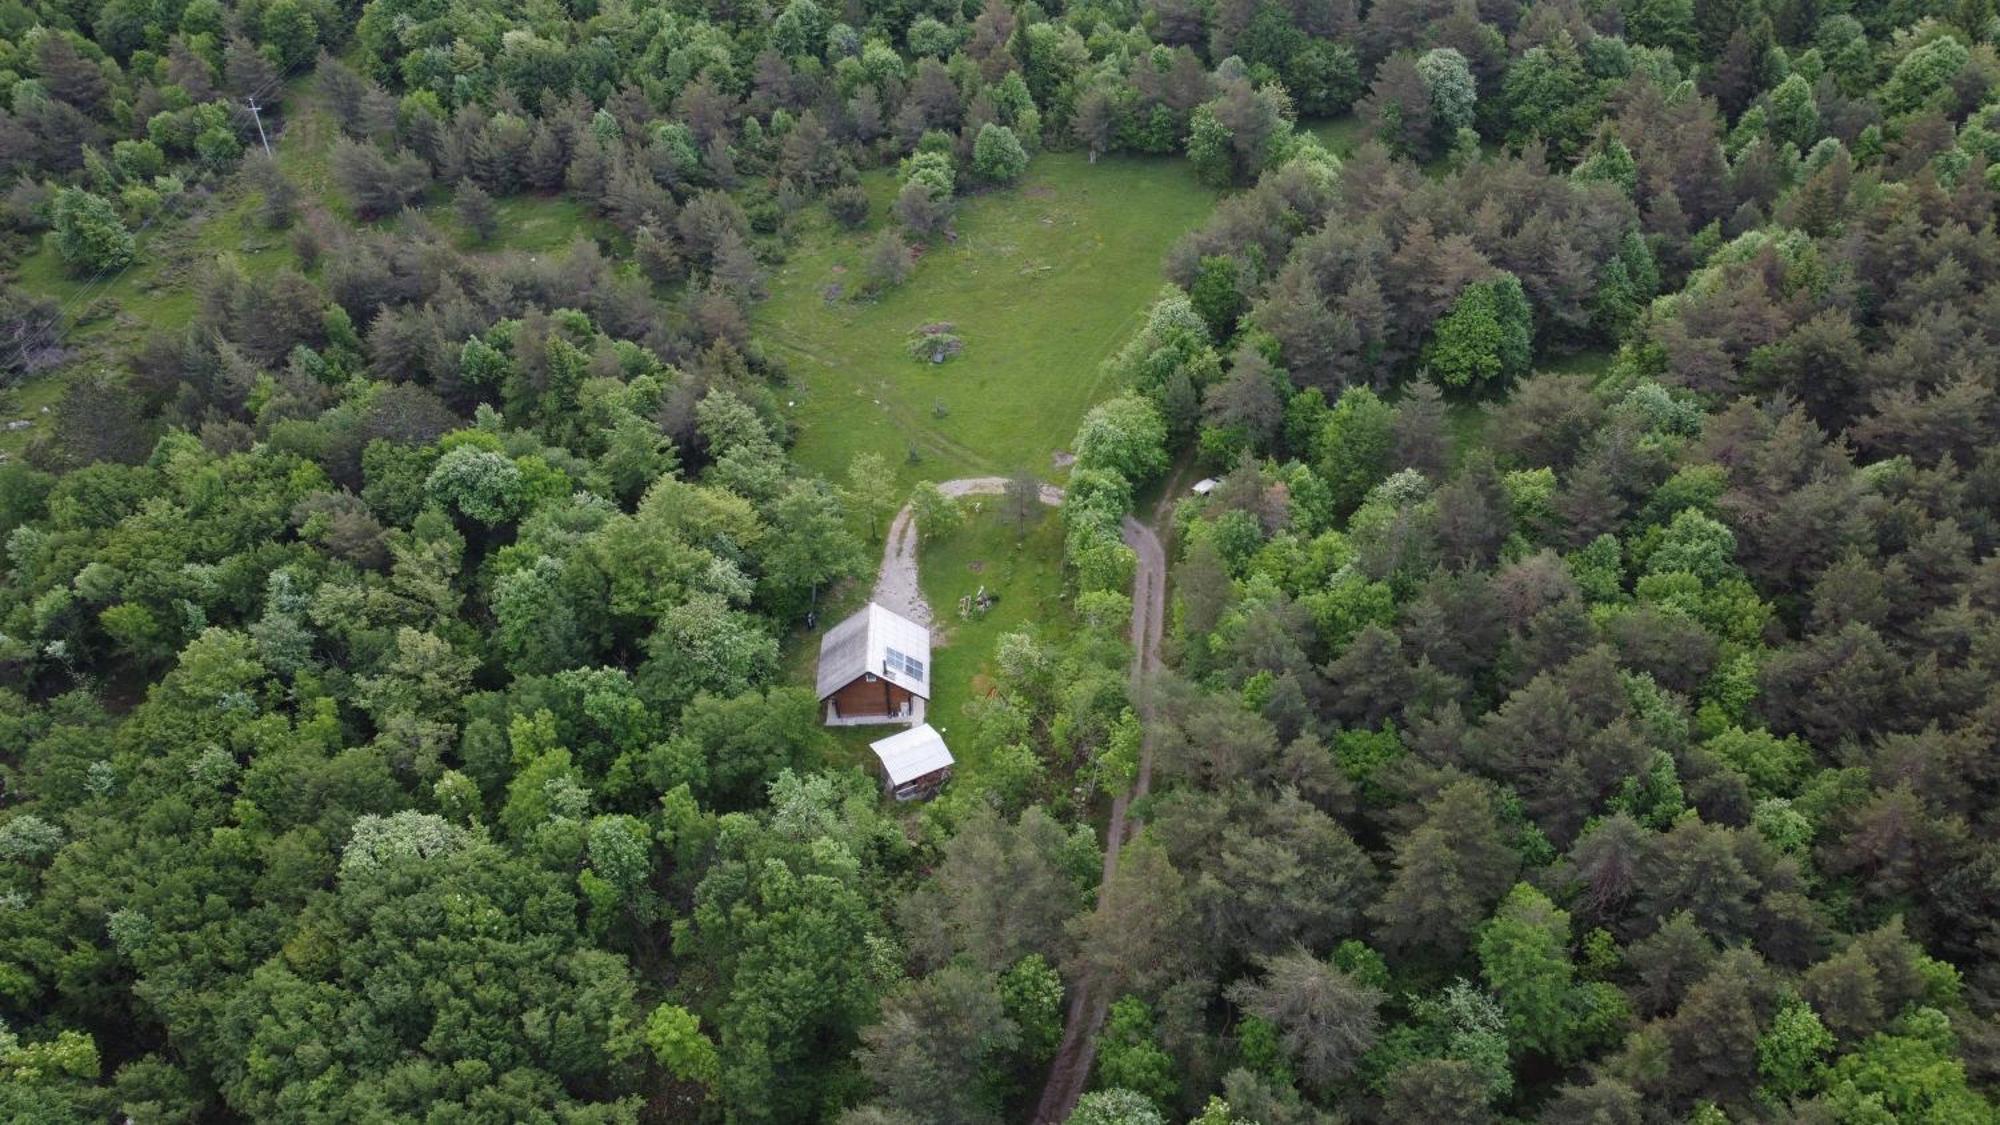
[452, 179, 498, 244]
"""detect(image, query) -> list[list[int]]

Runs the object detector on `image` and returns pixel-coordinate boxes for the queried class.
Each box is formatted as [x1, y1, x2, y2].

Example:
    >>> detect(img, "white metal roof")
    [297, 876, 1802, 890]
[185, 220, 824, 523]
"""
[815, 602, 932, 701]
[869, 723, 954, 785]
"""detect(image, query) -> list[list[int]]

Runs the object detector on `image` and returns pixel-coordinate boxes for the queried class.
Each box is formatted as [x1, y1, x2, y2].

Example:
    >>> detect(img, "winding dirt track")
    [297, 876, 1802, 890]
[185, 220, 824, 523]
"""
[871, 477, 1065, 626]
[868, 473, 1171, 1124]
[1030, 509, 1169, 1125]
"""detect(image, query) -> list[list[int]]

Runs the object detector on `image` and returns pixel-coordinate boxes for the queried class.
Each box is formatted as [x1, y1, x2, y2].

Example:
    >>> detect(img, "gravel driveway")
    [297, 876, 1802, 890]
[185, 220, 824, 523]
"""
[871, 477, 1065, 627]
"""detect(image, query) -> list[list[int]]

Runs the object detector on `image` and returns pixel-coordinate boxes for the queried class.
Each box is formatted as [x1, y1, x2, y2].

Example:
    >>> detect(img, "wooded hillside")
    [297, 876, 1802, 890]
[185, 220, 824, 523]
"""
[2, 0, 2000, 1121]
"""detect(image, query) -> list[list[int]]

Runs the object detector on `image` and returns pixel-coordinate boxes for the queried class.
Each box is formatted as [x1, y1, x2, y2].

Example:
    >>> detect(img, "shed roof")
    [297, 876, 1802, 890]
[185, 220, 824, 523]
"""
[869, 723, 954, 785]
[815, 602, 931, 701]
[1191, 478, 1219, 495]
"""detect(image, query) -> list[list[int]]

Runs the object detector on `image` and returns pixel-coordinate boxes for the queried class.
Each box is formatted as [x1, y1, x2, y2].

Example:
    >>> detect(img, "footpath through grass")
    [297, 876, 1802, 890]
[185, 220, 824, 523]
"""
[761, 151, 1216, 490]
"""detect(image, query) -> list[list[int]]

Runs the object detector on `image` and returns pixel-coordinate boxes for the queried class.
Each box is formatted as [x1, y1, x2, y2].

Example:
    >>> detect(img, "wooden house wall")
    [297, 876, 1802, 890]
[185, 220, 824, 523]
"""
[827, 675, 914, 718]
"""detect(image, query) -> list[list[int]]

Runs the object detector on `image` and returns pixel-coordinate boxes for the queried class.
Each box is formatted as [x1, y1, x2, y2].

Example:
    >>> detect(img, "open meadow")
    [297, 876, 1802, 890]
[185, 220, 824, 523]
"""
[760, 152, 1216, 488]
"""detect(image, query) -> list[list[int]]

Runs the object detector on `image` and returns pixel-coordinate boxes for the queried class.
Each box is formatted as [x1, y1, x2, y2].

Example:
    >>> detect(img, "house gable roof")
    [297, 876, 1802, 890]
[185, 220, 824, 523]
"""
[815, 602, 931, 701]
[869, 723, 954, 785]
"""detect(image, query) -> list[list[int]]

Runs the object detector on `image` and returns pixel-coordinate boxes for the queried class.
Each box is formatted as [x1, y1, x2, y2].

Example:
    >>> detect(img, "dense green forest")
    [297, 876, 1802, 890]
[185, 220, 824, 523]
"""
[3, 0, 2000, 1119]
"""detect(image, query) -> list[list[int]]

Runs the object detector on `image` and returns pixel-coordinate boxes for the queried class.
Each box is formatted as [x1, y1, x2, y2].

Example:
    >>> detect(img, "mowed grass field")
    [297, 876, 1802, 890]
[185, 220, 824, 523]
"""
[761, 151, 1217, 488]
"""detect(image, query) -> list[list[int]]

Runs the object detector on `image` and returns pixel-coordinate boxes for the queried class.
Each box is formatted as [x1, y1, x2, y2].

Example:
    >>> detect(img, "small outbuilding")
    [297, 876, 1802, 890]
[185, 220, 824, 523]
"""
[869, 723, 954, 800]
[1191, 478, 1219, 496]
[815, 602, 931, 726]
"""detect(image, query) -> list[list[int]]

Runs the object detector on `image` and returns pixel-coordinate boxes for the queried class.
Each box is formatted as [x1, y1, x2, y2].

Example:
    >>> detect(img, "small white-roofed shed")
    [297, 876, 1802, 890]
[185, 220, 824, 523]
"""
[869, 723, 954, 800]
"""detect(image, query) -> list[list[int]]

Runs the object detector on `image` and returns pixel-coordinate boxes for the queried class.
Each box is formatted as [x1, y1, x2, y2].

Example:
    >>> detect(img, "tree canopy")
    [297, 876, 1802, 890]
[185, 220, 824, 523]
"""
[7, 0, 2000, 1121]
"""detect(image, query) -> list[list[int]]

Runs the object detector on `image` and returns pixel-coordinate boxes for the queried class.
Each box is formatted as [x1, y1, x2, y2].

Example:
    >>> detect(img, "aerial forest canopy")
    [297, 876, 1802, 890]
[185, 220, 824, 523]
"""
[3, 0, 2000, 1120]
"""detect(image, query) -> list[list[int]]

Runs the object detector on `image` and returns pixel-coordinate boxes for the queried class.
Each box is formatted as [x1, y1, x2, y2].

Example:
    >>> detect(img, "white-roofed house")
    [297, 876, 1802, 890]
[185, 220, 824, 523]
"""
[814, 602, 931, 726]
[869, 723, 954, 800]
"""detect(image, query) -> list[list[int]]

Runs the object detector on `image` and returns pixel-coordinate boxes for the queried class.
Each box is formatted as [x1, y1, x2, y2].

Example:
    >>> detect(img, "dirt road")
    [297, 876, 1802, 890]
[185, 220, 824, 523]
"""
[1030, 508, 1169, 1125]
[867, 470, 1173, 1124]
[871, 476, 1064, 625]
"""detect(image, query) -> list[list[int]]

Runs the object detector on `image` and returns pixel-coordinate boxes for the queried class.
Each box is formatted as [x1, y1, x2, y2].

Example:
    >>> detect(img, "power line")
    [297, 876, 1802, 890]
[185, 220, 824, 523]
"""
[0, 186, 196, 381]
[246, 97, 272, 157]
[0, 51, 324, 379]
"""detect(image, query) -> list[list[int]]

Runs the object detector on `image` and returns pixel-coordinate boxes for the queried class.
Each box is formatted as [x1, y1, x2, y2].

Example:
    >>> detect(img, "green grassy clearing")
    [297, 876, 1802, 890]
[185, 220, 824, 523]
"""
[1440, 346, 1620, 463]
[1448, 400, 1489, 463]
[759, 155, 1223, 801]
[5, 202, 208, 457]
[1307, 113, 1503, 176]
[1307, 115, 1369, 157]
[466, 195, 601, 253]
[914, 500, 1070, 767]
[760, 151, 1217, 490]
[1538, 345, 1619, 382]
[2, 77, 330, 447]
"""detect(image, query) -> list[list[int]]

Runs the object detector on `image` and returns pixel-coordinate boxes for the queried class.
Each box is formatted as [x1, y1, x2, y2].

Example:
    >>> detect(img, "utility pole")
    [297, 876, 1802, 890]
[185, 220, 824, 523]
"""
[246, 97, 272, 157]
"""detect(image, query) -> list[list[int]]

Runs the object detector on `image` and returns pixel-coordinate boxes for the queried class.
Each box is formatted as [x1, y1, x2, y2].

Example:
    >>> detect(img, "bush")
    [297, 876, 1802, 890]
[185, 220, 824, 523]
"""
[862, 229, 913, 294]
[195, 124, 244, 168]
[111, 139, 165, 181]
[49, 188, 135, 275]
[119, 185, 162, 220]
[1424, 272, 1533, 390]
[894, 151, 957, 235]
[901, 149, 956, 197]
[1074, 394, 1169, 482]
[894, 178, 952, 237]
[972, 123, 1030, 184]
[905, 321, 962, 361]
[911, 480, 963, 540]
[828, 183, 870, 228]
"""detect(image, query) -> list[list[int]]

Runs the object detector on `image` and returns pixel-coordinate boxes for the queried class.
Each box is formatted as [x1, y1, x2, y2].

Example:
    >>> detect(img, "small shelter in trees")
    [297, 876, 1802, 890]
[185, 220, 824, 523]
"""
[1191, 478, 1219, 495]
[869, 723, 954, 800]
[815, 602, 930, 726]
